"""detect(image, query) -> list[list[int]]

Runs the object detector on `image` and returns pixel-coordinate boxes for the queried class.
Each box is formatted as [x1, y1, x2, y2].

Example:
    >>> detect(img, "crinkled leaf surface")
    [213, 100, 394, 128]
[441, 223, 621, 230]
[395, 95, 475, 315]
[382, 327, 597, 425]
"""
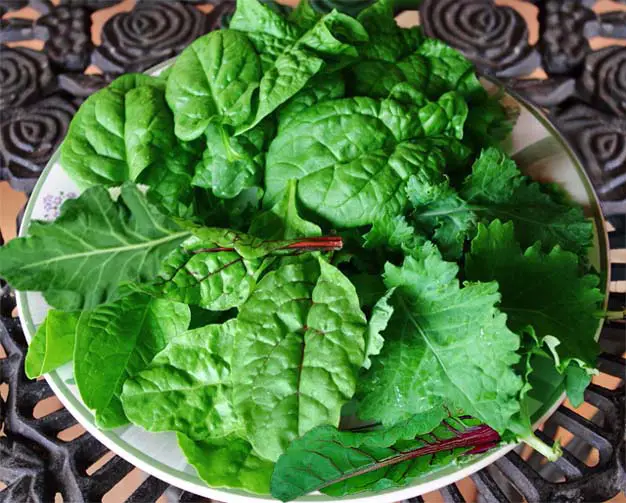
[61, 74, 174, 188]
[25, 311, 80, 379]
[0, 184, 189, 311]
[232, 0, 367, 133]
[265, 91, 467, 227]
[122, 320, 240, 439]
[178, 433, 274, 495]
[271, 415, 484, 501]
[192, 120, 274, 199]
[166, 29, 262, 141]
[363, 288, 394, 369]
[74, 293, 190, 428]
[233, 258, 367, 461]
[461, 148, 593, 258]
[465, 220, 602, 374]
[358, 243, 523, 433]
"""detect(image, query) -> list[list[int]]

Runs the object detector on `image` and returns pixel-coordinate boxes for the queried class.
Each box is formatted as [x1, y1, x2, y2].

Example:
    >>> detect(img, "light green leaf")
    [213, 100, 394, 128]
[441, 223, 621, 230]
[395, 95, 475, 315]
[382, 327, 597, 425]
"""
[233, 258, 368, 461]
[122, 320, 240, 439]
[358, 243, 523, 433]
[0, 184, 190, 311]
[237, 10, 368, 133]
[74, 293, 190, 428]
[61, 74, 174, 188]
[25, 311, 80, 379]
[166, 30, 262, 141]
[265, 92, 468, 227]
[178, 433, 274, 495]
[363, 289, 395, 369]
[249, 179, 321, 240]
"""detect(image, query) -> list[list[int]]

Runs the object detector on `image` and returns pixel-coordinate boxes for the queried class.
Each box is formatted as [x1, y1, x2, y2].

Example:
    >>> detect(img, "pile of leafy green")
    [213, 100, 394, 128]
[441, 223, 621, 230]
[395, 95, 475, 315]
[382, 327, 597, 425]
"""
[0, 0, 605, 499]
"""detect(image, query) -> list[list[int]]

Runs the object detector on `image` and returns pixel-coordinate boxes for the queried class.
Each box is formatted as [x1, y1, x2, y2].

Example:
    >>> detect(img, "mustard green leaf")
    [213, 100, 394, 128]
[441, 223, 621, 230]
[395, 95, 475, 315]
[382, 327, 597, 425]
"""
[358, 243, 523, 433]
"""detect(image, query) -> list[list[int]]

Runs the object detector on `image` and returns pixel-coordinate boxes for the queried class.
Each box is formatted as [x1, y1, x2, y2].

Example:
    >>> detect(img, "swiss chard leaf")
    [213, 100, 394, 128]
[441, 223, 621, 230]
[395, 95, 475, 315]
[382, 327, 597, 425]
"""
[25, 310, 80, 379]
[271, 416, 498, 501]
[61, 74, 174, 188]
[148, 224, 341, 310]
[166, 29, 262, 141]
[178, 433, 274, 495]
[363, 288, 394, 369]
[465, 219, 602, 386]
[122, 320, 241, 440]
[265, 91, 468, 227]
[0, 184, 189, 311]
[358, 243, 524, 434]
[233, 258, 368, 461]
[74, 293, 190, 429]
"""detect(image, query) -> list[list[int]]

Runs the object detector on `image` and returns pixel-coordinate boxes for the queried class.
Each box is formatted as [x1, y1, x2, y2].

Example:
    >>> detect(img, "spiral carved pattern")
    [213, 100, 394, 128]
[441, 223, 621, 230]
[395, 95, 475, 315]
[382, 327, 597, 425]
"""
[556, 105, 626, 210]
[93, 1, 208, 73]
[581, 46, 626, 118]
[420, 0, 540, 77]
[0, 96, 76, 192]
[0, 46, 53, 108]
[36, 6, 92, 71]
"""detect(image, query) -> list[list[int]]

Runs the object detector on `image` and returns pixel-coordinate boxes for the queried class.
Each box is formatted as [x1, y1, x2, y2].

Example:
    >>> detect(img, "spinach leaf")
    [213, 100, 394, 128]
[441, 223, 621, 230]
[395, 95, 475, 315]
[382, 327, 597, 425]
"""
[249, 179, 321, 240]
[166, 29, 262, 141]
[271, 416, 497, 500]
[61, 74, 174, 188]
[288, 0, 321, 30]
[357, 243, 523, 433]
[122, 320, 241, 439]
[465, 219, 602, 390]
[0, 184, 189, 311]
[235, 6, 369, 133]
[25, 310, 80, 379]
[75, 293, 190, 428]
[192, 119, 274, 199]
[233, 258, 368, 461]
[265, 90, 468, 227]
[178, 433, 274, 494]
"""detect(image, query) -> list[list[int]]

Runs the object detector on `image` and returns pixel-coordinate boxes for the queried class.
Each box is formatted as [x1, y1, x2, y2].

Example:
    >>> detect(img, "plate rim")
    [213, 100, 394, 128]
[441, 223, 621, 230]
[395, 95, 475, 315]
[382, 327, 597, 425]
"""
[14, 60, 610, 503]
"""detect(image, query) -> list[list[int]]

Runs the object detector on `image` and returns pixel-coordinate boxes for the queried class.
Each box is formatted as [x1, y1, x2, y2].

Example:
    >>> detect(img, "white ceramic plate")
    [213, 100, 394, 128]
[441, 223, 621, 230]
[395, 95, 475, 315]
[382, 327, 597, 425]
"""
[16, 61, 609, 503]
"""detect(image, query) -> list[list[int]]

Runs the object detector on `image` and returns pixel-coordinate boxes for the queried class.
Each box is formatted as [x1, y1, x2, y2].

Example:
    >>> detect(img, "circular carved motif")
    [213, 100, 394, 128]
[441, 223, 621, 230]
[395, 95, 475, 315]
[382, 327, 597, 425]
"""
[0, 96, 76, 192]
[0, 46, 54, 108]
[37, 6, 92, 71]
[93, 1, 209, 73]
[420, 0, 540, 77]
[581, 46, 626, 118]
[556, 104, 626, 210]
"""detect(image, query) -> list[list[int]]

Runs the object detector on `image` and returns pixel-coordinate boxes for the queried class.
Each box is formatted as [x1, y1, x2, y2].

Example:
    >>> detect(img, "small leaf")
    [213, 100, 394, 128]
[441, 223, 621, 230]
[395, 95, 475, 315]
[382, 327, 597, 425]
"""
[363, 289, 395, 369]
[25, 311, 80, 379]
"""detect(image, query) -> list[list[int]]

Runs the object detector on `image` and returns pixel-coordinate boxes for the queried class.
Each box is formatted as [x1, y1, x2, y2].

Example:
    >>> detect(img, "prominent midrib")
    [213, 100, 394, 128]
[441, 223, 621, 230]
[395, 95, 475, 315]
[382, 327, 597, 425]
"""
[22, 231, 191, 270]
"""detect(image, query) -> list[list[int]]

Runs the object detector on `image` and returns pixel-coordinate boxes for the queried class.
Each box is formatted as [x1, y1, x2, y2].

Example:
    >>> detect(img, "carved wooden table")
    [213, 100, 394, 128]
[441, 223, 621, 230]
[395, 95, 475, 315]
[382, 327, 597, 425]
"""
[1, 1, 624, 502]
